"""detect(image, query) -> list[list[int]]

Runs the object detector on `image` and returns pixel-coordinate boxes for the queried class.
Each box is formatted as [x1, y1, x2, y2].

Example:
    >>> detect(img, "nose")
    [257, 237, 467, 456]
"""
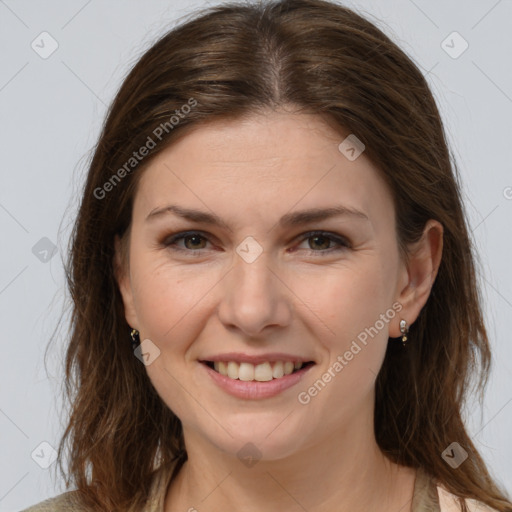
[217, 251, 292, 338]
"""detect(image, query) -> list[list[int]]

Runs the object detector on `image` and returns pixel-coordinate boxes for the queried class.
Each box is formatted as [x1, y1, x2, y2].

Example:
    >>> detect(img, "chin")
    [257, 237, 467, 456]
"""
[191, 412, 315, 463]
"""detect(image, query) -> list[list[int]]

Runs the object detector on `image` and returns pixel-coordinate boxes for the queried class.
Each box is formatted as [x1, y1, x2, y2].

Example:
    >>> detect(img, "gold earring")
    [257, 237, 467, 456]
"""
[130, 328, 140, 348]
[399, 319, 409, 347]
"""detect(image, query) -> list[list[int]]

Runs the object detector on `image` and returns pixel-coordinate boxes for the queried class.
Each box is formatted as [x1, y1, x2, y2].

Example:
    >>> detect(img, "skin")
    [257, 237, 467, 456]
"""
[114, 108, 443, 512]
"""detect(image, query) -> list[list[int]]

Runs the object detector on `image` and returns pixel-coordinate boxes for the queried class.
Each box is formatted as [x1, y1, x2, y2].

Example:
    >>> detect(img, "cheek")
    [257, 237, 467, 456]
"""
[129, 258, 218, 418]
[130, 254, 221, 349]
[294, 265, 393, 429]
[296, 261, 392, 340]
[294, 259, 394, 394]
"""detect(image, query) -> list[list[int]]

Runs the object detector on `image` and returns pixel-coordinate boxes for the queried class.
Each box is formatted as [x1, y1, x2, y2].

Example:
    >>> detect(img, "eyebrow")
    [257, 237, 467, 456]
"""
[145, 204, 369, 229]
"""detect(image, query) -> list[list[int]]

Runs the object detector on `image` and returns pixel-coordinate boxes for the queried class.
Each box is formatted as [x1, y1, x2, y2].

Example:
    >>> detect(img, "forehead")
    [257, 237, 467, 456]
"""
[134, 111, 394, 229]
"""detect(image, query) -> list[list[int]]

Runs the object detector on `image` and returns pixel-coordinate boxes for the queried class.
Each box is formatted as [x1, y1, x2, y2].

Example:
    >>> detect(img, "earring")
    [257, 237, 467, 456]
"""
[399, 319, 409, 347]
[130, 328, 140, 349]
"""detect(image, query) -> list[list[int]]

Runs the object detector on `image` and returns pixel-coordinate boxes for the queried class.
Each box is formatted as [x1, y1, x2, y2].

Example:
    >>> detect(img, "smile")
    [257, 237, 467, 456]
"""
[199, 359, 316, 400]
[203, 360, 315, 381]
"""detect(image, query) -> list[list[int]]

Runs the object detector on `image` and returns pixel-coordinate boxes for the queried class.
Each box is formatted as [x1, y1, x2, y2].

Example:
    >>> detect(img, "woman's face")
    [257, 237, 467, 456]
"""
[116, 110, 413, 460]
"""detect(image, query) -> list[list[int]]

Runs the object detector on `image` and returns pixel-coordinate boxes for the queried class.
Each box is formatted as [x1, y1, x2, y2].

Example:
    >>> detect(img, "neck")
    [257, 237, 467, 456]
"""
[164, 409, 416, 512]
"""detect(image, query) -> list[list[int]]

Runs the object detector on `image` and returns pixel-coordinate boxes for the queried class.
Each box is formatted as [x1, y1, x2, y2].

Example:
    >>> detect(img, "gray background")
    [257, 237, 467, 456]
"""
[1, 0, 511, 510]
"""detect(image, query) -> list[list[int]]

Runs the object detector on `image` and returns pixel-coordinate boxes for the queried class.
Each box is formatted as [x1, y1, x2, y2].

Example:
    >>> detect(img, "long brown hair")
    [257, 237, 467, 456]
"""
[49, 0, 512, 510]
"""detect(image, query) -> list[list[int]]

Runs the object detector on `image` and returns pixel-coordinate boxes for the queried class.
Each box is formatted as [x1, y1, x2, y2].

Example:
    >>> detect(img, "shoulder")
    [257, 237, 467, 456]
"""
[20, 490, 91, 512]
[437, 485, 499, 512]
[20, 457, 183, 512]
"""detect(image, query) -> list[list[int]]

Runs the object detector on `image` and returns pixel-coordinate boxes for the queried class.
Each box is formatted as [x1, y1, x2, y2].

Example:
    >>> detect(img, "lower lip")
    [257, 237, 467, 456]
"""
[201, 362, 315, 400]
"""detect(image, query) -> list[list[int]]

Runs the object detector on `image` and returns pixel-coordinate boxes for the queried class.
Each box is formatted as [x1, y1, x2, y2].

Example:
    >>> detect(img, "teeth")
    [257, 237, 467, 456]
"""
[272, 361, 284, 379]
[227, 361, 239, 379]
[239, 362, 254, 381]
[254, 362, 273, 381]
[209, 360, 305, 381]
[284, 361, 294, 375]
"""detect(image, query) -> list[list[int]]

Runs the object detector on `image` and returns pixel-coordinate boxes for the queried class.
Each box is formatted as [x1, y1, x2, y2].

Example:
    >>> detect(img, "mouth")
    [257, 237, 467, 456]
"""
[200, 360, 316, 382]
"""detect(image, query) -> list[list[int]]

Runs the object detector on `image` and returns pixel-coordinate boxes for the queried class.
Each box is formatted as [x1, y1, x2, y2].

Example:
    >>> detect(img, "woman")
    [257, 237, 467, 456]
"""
[22, 0, 512, 511]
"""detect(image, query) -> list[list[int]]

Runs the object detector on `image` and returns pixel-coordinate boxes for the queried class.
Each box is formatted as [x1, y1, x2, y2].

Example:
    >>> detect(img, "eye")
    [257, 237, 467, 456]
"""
[162, 231, 212, 253]
[161, 230, 351, 256]
[295, 231, 351, 255]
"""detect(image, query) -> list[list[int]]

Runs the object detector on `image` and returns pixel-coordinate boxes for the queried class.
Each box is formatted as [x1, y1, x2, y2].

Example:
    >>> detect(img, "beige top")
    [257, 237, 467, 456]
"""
[20, 460, 496, 512]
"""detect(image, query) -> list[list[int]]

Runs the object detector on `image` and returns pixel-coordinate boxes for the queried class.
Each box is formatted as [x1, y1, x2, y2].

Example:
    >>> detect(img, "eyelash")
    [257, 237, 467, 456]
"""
[161, 230, 351, 257]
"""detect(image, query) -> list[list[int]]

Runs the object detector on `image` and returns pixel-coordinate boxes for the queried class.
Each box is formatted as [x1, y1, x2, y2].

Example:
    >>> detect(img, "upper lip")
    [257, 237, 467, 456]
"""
[199, 352, 315, 365]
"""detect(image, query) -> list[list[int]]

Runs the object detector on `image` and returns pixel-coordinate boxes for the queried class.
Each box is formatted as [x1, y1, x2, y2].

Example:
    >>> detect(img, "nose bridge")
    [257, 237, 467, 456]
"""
[233, 249, 274, 299]
[217, 249, 290, 335]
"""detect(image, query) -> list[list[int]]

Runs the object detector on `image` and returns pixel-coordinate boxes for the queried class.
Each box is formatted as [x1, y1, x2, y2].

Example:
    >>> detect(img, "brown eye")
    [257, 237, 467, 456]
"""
[295, 231, 351, 255]
[181, 234, 208, 250]
[161, 230, 350, 257]
[162, 231, 212, 252]
[308, 234, 331, 250]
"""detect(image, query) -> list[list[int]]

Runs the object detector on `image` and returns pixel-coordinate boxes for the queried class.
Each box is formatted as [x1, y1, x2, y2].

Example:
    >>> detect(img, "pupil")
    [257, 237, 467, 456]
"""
[311, 235, 329, 250]
[186, 235, 204, 249]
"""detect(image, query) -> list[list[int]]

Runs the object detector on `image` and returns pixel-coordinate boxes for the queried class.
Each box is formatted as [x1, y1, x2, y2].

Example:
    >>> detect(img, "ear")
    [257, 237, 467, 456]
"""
[389, 219, 443, 337]
[113, 234, 139, 329]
